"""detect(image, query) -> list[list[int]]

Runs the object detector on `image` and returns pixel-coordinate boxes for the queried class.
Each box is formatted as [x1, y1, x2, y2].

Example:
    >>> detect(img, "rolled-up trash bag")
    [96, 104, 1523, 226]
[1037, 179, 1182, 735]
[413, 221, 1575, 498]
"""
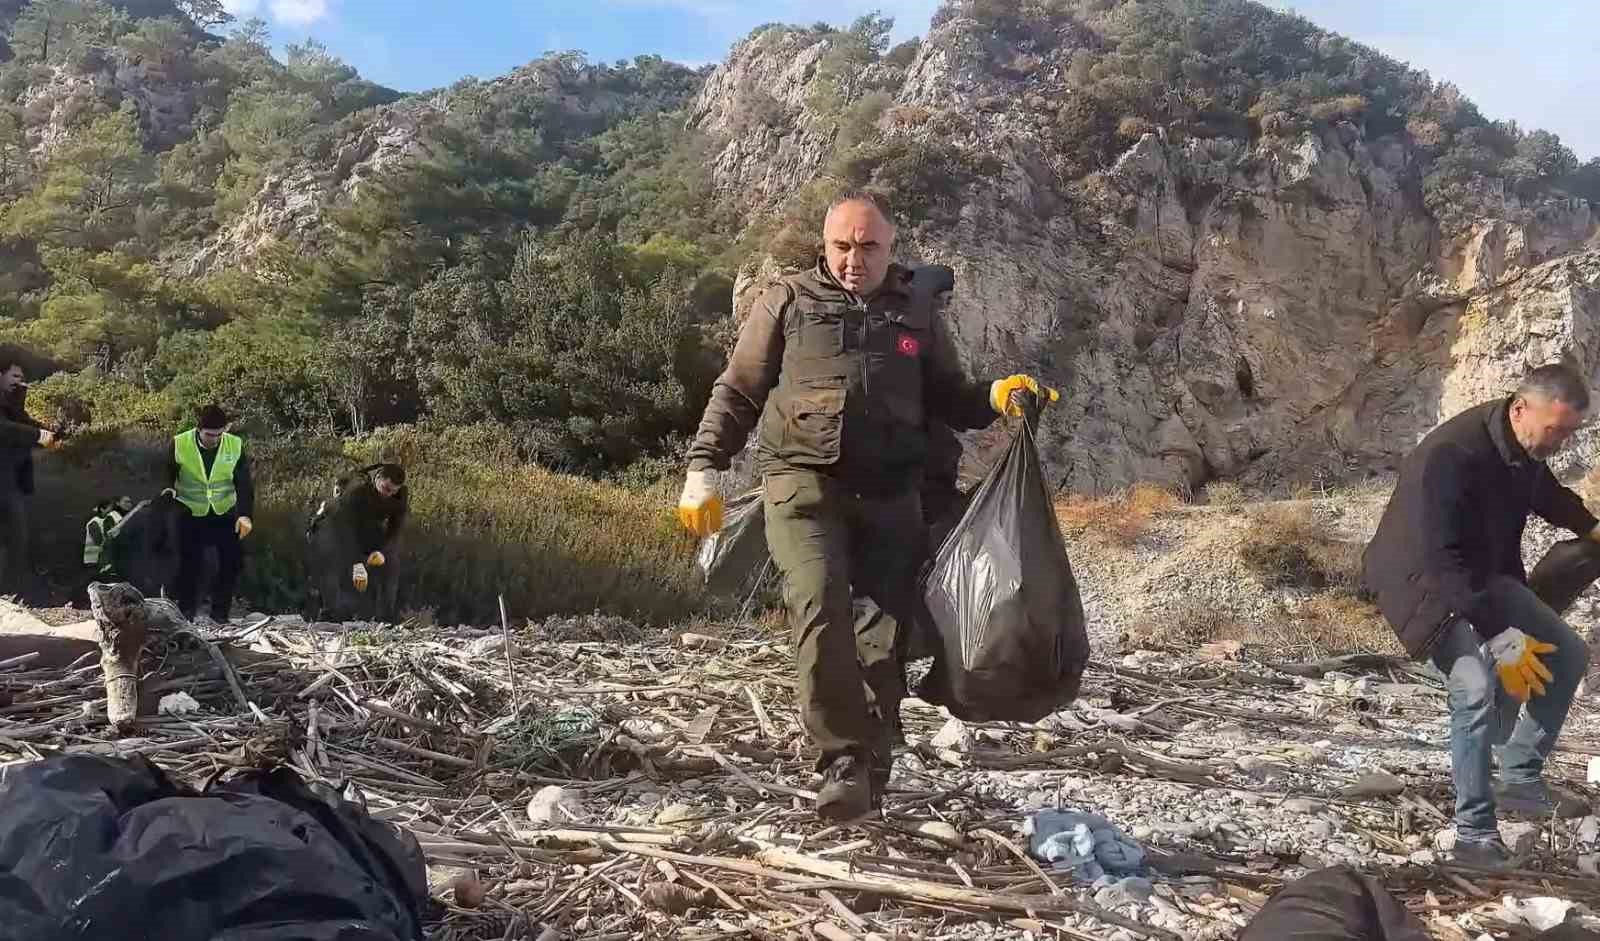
[1527, 538, 1600, 615]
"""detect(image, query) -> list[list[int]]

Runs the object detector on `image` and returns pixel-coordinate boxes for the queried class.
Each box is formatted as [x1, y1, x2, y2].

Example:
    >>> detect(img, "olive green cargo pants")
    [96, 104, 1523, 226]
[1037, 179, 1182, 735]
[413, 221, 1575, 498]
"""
[763, 469, 924, 764]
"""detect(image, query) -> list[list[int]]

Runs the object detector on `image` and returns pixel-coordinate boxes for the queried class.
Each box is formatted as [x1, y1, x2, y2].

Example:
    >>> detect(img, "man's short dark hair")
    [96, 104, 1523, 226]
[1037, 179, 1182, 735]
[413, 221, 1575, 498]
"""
[197, 405, 228, 430]
[1517, 363, 1591, 411]
[375, 463, 405, 486]
[827, 189, 895, 225]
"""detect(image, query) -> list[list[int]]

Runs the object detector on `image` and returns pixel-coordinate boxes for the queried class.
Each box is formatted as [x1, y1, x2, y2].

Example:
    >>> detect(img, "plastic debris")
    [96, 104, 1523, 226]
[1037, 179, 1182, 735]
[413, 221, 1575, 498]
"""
[157, 691, 202, 716]
[1025, 809, 1146, 882]
[1500, 895, 1573, 932]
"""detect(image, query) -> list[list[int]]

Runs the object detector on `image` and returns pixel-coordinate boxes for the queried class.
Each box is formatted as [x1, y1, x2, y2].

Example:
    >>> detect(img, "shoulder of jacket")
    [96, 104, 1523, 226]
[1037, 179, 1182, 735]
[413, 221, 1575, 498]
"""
[751, 275, 802, 321]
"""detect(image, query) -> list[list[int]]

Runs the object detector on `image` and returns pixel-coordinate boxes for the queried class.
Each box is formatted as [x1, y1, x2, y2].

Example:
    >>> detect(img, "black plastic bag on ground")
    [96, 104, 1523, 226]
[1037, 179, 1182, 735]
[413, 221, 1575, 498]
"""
[1527, 538, 1600, 615]
[0, 753, 429, 941]
[1240, 865, 1600, 940]
[1238, 866, 1428, 941]
[919, 410, 1089, 722]
[696, 489, 770, 599]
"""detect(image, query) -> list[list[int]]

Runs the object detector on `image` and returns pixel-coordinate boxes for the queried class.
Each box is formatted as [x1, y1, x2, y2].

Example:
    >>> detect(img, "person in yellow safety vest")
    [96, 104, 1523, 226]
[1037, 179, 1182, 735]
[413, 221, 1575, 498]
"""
[83, 497, 134, 569]
[164, 405, 254, 624]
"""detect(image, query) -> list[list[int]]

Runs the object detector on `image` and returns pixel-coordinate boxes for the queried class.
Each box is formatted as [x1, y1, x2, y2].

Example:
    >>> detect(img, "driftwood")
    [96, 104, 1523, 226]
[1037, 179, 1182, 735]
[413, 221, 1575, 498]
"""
[86, 582, 182, 733]
[1, 607, 1597, 941]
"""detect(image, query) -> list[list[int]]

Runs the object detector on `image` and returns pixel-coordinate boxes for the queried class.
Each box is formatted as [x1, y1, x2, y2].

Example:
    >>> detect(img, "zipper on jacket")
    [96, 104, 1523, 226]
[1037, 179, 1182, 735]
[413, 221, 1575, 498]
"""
[856, 299, 870, 416]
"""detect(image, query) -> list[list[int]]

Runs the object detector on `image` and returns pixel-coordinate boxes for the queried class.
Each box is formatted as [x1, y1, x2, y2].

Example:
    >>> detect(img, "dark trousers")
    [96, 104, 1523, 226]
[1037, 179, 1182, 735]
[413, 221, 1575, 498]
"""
[763, 469, 924, 764]
[176, 512, 242, 621]
[309, 534, 400, 622]
[0, 492, 26, 598]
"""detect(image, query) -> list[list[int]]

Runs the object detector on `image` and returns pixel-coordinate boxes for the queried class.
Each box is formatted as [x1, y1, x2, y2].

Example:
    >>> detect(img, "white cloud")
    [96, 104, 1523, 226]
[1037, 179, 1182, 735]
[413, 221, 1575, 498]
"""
[268, 0, 330, 26]
[222, 0, 332, 27]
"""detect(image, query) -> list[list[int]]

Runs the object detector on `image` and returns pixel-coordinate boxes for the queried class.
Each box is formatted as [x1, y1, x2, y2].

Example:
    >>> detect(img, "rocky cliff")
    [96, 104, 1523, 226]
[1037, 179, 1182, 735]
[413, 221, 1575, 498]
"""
[694, 13, 1600, 496]
[18, 0, 1595, 497]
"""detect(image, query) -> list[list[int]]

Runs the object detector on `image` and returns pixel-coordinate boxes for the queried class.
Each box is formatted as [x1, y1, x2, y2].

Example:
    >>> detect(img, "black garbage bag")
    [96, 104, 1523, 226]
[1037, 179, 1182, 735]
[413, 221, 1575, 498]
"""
[1239, 866, 1428, 941]
[0, 753, 429, 941]
[919, 409, 1089, 722]
[1528, 538, 1600, 615]
[696, 489, 770, 598]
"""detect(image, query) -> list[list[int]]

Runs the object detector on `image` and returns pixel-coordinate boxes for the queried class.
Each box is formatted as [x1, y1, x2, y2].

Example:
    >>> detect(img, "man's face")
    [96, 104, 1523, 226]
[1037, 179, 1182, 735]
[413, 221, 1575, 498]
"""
[0, 365, 23, 394]
[823, 200, 896, 297]
[198, 426, 224, 449]
[1510, 394, 1586, 460]
[375, 476, 401, 498]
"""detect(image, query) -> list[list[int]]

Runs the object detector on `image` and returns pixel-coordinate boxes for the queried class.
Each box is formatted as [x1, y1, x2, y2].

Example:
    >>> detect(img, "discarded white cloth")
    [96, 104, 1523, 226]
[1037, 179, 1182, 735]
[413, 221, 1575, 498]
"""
[1025, 810, 1146, 882]
[157, 691, 202, 716]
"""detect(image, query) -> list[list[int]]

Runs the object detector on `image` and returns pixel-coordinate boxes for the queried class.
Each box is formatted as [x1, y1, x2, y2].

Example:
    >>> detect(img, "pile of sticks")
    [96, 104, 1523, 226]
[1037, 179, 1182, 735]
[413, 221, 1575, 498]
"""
[2, 583, 1599, 940]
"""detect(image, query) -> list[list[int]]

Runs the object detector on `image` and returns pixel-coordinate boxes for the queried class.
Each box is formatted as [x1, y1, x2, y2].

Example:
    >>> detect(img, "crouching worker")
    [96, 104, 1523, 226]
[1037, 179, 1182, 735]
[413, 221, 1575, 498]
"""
[83, 498, 134, 572]
[307, 463, 407, 622]
[1363, 364, 1597, 867]
[167, 405, 253, 625]
[675, 190, 1057, 822]
[98, 492, 185, 599]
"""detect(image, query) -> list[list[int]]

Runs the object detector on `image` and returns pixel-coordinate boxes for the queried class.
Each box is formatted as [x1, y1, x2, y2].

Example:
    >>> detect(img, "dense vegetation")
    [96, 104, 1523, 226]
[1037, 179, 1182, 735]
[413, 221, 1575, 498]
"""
[30, 424, 706, 623]
[0, 0, 735, 482]
[935, 0, 1599, 230]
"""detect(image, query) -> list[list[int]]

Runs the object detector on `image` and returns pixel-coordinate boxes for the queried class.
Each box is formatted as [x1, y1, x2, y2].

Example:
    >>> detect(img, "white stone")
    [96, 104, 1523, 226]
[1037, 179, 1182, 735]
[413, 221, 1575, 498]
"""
[930, 717, 972, 751]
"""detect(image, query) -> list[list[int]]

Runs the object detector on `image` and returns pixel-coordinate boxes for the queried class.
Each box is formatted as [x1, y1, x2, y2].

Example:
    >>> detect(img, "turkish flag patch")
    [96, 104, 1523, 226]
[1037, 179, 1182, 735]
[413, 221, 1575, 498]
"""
[896, 333, 921, 357]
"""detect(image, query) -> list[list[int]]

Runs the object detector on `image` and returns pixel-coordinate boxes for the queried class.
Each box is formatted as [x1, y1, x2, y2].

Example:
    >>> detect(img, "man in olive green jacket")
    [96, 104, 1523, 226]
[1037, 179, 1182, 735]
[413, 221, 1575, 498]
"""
[677, 191, 1057, 821]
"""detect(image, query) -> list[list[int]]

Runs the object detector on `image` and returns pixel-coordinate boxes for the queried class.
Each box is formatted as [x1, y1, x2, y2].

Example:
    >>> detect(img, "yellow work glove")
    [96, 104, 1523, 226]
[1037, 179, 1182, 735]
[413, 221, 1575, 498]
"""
[366, 551, 386, 567]
[352, 563, 369, 593]
[1486, 628, 1557, 702]
[990, 374, 1060, 417]
[235, 516, 253, 539]
[676, 469, 723, 538]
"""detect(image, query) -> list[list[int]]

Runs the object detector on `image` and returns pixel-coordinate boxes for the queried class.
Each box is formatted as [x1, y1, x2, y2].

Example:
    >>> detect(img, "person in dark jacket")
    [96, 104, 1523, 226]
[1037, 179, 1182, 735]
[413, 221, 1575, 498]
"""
[166, 405, 254, 624]
[675, 190, 1058, 821]
[306, 463, 407, 621]
[0, 357, 57, 597]
[1362, 364, 1598, 867]
[99, 493, 185, 600]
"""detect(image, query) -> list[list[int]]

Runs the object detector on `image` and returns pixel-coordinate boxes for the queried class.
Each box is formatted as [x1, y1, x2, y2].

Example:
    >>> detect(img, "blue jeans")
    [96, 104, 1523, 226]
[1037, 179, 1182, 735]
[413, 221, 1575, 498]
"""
[1430, 576, 1590, 840]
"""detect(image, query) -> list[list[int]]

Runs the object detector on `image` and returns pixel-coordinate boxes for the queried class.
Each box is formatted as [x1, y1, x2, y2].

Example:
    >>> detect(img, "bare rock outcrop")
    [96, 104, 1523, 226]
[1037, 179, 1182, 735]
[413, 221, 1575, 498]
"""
[690, 16, 1600, 494]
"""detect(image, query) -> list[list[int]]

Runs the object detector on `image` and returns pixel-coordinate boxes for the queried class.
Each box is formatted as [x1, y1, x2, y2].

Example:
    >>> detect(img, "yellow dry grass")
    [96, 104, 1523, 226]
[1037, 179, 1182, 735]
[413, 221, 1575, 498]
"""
[1055, 482, 1181, 547]
[1129, 592, 1399, 659]
[1237, 503, 1363, 590]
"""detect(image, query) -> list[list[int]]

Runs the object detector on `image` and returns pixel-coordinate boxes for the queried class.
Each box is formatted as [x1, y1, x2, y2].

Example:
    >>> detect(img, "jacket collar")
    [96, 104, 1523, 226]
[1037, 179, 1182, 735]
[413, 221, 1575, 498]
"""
[812, 257, 911, 301]
[1488, 396, 1530, 467]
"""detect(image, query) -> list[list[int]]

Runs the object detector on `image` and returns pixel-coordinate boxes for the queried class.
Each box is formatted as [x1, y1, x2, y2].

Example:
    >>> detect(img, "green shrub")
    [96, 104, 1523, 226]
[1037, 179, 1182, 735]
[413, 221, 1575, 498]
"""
[29, 423, 709, 625]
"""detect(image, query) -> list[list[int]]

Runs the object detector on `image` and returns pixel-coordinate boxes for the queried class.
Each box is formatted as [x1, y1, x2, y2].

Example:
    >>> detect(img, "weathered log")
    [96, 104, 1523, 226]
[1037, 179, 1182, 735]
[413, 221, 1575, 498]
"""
[86, 582, 183, 733]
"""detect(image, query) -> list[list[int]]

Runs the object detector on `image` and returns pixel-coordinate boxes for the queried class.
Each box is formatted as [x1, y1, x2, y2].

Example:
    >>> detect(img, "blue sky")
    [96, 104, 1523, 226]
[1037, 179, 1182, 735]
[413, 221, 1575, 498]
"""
[228, 0, 1600, 159]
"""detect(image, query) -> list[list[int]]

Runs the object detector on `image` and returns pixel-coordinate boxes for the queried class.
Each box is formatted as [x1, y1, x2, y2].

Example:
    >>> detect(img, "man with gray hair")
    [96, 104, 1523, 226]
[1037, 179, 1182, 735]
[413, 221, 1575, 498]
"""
[1364, 363, 1598, 866]
[676, 190, 1057, 821]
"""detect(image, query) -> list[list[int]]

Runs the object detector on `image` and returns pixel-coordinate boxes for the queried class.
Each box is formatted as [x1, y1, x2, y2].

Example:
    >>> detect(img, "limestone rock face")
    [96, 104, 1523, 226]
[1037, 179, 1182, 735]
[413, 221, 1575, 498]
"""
[689, 17, 1600, 494]
[22, 12, 1587, 496]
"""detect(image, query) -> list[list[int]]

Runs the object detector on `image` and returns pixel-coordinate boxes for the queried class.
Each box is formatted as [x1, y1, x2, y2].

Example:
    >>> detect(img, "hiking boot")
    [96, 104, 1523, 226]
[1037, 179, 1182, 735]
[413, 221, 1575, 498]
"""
[1497, 780, 1590, 819]
[1450, 834, 1517, 869]
[816, 752, 873, 822]
[869, 749, 892, 805]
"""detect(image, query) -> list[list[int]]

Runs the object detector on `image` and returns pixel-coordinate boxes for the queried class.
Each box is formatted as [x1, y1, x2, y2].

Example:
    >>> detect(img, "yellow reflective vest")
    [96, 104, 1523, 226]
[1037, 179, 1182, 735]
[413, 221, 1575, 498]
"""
[173, 430, 242, 517]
